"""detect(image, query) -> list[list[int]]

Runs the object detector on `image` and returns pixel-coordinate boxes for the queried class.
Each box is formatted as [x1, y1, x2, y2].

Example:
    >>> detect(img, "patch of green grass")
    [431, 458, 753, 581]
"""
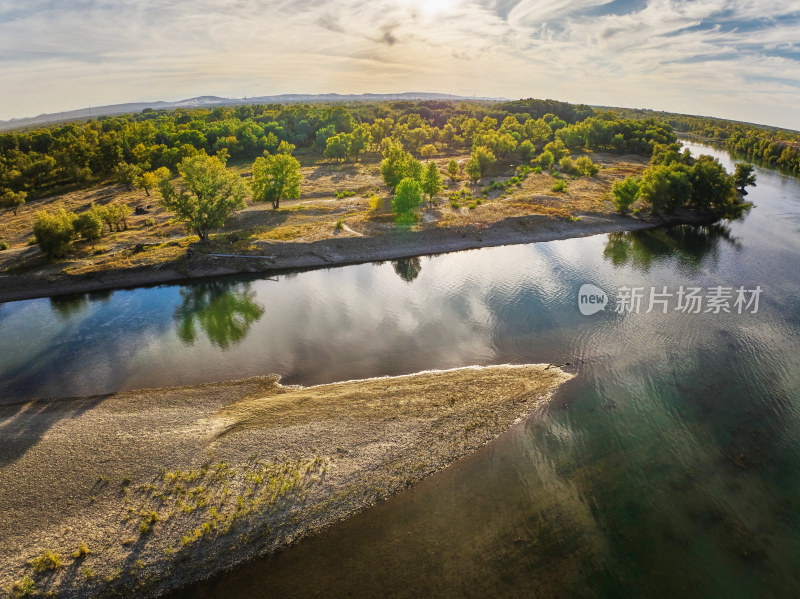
[450, 199, 460, 209]
[552, 180, 567, 193]
[30, 550, 62, 573]
[335, 190, 356, 199]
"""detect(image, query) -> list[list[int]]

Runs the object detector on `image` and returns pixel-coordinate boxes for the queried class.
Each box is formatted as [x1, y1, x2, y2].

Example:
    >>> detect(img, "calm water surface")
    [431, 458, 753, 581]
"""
[2, 142, 800, 597]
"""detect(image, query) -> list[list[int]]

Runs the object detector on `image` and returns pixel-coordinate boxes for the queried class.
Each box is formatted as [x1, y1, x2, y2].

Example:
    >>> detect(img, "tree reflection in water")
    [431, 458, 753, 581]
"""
[392, 257, 422, 283]
[174, 281, 265, 349]
[603, 223, 741, 272]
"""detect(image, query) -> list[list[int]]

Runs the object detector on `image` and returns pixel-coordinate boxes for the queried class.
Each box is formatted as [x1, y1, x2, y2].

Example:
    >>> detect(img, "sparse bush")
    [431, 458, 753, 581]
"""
[144, 218, 155, 227]
[368, 193, 382, 211]
[552, 180, 567, 193]
[0, 241, 7, 251]
[335, 190, 356, 199]
[334, 218, 344, 230]
[559, 156, 576, 175]
[450, 198, 460, 209]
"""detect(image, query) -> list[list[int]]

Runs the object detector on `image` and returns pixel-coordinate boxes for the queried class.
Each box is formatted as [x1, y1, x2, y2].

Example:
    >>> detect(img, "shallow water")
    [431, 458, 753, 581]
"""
[2, 143, 800, 597]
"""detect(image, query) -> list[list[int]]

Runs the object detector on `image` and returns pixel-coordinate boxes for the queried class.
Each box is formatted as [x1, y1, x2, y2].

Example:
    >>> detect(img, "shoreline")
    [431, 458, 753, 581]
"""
[0, 364, 572, 598]
[0, 211, 716, 303]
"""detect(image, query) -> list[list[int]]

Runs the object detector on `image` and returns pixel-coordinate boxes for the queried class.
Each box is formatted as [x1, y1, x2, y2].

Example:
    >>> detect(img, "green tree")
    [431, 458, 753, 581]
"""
[638, 163, 692, 213]
[419, 144, 437, 159]
[380, 143, 422, 190]
[74, 206, 104, 245]
[469, 146, 496, 179]
[689, 156, 735, 211]
[734, 163, 756, 192]
[33, 209, 77, 258]
[446, 159, 460, 183]
[158, 154, 247, 240]
[137, 167, 171, 197]
[538, 150, 555, 170]
[575, 156, 599, 177]
[518, 140, 536, 161]
[324, 133, 351, 162]
[543, 140, 568, 161]
[420, 161, 443, 207]
[113, 162, 142, 190]
[392, 177, 423, 218]
[524, 118, 552, 150]
[250, 152, 302, 209]
[612, 177, 641, 214]
[349, 125, 371, 161]
[277, 140, 296, 155]
[1, 189, 26, 215]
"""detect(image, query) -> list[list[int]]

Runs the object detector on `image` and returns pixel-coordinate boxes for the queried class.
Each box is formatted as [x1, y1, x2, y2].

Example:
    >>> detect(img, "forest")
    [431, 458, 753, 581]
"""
[0, 98, 674, 203]
[609, 107, 800, 177]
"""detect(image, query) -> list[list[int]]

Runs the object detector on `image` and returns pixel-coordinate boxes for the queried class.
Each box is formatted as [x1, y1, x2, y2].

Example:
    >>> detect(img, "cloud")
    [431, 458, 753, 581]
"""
[0, 0, 798, 129]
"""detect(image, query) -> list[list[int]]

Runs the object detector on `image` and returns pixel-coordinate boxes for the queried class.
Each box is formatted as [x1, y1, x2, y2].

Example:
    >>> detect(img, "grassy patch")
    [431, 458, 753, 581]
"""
[30, 550, 62, 573]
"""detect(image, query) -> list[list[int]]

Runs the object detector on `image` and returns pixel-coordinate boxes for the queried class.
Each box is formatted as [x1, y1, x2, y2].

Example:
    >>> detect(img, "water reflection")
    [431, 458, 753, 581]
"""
[174, 281, 265, 349]
[49, 294, 90, 320]
[392, 257, 423, 283]
[603, 224, 741, 272]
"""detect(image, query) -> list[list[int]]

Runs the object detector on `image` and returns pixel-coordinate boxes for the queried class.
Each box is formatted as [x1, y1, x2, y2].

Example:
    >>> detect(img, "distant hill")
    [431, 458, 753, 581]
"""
[0, 92, 506, 131]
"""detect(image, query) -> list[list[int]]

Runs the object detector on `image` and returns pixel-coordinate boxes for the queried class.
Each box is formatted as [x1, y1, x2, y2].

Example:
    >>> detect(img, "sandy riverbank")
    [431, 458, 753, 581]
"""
[0, 364, 572, 598]
[0, 210, 715, 303]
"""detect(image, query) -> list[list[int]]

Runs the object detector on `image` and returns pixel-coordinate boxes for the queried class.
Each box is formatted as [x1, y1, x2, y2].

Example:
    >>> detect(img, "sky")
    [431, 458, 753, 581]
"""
[1, 0, 799, 130]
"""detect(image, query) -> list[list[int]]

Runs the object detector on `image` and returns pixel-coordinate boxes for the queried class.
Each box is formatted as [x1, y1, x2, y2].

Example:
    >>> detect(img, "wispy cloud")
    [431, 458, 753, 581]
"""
[0, 0, 798, 129]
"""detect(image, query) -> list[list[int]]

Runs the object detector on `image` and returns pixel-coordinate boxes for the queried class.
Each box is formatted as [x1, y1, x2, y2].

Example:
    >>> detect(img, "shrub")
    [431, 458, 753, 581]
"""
[0, 241, 7, 251]
[450, 198, 460, 209]
[334, 218, 344, 230]
[31, 550, 63, 573]
[10, 575, 34, 597]
[368, 193, 382, 211]
[559, 156, 575, 175]
[33, 210, 77, 258]
[72, 543, 90, 559]
[538, 151, 555, 170]
[612, 177, 641, 213]
[552, 180, 567, 193]
[576, 155, 600, 177]
[144, 217, 155, 227]
[75, 207, 104, 243]
[335, 190, 356, 199]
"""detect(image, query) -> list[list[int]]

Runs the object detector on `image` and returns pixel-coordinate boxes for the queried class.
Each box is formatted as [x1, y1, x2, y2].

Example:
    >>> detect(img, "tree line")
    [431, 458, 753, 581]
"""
[609, 107, 800, 178]
[1, 99, 675, 209]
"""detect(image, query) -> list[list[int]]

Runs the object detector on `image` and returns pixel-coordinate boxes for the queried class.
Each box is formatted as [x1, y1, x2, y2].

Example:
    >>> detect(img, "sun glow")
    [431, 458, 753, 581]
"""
[409, 0, 458, 17]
